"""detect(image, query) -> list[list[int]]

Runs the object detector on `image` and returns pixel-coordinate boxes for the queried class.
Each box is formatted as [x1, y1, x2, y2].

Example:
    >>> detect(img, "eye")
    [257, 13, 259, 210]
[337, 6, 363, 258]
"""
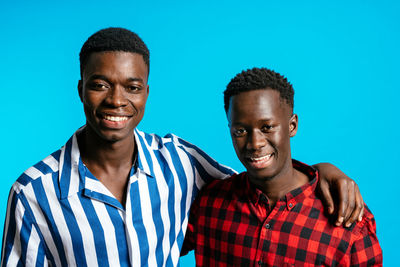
[89, 82, 109, 90]
[261, 124, 273, 132]
[126, 85, 142, 93]
[232, 128, 247, 137]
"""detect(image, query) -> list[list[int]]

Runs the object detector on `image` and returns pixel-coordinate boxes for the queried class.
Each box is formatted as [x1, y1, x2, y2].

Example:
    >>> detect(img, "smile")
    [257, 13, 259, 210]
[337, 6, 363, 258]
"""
[98, 113, 131, 129]
[246, 153, 274, 169]
[103, 115, 129, 122]
[249, 154, 273, 162]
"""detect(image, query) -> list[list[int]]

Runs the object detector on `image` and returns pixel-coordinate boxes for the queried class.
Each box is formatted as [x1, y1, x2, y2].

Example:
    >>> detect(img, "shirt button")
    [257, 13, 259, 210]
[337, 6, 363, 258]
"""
[289, 203, 293, 208]
[265, 223, 271, 229]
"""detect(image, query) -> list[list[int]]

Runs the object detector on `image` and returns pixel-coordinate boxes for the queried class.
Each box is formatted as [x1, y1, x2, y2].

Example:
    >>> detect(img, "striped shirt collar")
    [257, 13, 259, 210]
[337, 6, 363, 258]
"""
[58, 126, 156, 200]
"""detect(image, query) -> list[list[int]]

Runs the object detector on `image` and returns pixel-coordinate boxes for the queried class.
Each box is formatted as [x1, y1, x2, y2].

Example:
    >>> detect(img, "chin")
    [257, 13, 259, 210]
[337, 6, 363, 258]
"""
[247, 167, 278, 181]
[95, 129, 130, 143]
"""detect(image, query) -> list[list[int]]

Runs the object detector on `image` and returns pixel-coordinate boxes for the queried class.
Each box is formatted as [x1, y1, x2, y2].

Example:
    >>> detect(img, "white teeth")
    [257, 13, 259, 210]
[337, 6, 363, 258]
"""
[250, 154, 272, 161]
[104, 115, 128, 122]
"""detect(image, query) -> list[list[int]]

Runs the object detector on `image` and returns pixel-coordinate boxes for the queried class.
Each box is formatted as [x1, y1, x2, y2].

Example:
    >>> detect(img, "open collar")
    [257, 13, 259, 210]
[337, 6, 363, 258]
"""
[245, 159, 319, 210]
[58, 127, 156, 200]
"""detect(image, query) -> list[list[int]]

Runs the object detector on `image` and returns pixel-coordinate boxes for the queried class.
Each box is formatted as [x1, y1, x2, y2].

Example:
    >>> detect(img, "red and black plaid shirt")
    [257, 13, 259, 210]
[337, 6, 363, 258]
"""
[182, 160, 382, 266]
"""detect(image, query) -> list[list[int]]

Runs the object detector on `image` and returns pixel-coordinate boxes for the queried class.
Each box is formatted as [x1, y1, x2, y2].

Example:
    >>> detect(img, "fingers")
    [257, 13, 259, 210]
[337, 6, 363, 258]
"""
[343, 180, 356, 227]
[359, 205, 365, 222]
[315, 162, 365, 227]
[355, 184, 364, 222]
[319, 178, 335, 215]
[335, 179, 348, 226]
[343, 182, 365, 227]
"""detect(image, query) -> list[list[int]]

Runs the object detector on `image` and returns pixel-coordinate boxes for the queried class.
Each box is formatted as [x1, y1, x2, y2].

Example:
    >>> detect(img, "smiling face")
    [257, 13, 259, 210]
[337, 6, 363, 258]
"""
[228, 89, 298, 182]
[78, 51, 149, 143]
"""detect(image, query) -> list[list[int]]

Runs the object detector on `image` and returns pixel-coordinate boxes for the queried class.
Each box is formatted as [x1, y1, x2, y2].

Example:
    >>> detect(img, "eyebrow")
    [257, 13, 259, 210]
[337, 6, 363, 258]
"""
[126, 77, 144, 82]
[230, 119, 274, 127]
[88, 74, 144, 83]
[88, 74, 110, 82]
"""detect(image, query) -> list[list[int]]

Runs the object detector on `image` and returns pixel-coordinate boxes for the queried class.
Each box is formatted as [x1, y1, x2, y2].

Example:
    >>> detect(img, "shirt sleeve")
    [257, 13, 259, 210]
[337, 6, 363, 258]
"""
[1, 188, 48, 267]
[350, 214, 383, 266]
[172, 134, 236, 189]
[180, 190, 199, 256]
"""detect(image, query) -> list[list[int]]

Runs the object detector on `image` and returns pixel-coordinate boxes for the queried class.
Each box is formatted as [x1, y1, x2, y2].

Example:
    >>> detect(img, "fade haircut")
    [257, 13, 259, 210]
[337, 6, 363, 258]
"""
[224, 67, 294, 113]
[79, 27, 150, 76]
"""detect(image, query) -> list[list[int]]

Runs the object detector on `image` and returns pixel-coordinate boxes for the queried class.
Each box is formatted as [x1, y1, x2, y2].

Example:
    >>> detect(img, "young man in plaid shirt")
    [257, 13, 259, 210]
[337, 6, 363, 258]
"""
[182, 68, 382, 266]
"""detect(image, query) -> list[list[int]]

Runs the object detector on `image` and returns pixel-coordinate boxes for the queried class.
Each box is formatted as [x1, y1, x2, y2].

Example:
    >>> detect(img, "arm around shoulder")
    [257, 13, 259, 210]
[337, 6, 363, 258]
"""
[172, 134, 235, 185]
[313, 162, 364, 226]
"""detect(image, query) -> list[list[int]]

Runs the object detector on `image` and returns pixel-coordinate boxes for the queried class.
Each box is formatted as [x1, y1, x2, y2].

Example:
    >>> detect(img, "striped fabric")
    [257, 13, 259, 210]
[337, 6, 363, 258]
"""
[1, 127, 234, 267]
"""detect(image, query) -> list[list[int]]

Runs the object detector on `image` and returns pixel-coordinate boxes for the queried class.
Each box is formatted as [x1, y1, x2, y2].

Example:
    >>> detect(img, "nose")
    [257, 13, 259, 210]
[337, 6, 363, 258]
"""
[246, 130, 266, 151]
[105, 85, 128, 107]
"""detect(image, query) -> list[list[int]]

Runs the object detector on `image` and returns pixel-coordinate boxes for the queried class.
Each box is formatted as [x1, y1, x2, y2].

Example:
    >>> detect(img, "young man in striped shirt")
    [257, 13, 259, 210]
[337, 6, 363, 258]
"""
[182, 67, 382, 266]
[2, 28, 365, 266]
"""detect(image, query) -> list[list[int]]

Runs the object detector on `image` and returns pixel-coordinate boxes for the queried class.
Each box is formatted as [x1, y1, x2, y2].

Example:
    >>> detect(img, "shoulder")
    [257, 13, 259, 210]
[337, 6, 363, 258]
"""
[195, 173, 244, 202]
[135, 128, 187, 146]
[349, 204, 382, 263]
[353, 205, 378, 235]
[12, 148, 62, 195]
[135, 129, 196, 151]
[135, 129, 235, 172]
[332, 204, 380, 247]
[161, 132, 205, 153]
[134, 129, 204, 165]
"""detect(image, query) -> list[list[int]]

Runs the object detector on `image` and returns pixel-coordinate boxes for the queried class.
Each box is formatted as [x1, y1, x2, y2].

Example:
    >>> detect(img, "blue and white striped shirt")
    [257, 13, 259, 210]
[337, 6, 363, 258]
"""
[1, 128, 234, 267]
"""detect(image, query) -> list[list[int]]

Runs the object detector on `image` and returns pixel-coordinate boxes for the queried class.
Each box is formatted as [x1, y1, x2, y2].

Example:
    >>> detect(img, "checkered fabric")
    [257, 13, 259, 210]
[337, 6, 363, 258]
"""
[182, 160, 382, 266]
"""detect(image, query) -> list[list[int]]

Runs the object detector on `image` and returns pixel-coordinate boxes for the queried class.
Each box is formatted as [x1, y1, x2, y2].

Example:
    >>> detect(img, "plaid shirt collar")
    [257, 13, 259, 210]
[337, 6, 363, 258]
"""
[245, 159, 319, 211]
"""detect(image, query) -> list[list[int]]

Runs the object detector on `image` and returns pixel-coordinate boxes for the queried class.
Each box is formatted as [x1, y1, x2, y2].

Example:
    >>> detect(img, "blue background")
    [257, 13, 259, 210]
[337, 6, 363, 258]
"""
[1, 0, 398, 265]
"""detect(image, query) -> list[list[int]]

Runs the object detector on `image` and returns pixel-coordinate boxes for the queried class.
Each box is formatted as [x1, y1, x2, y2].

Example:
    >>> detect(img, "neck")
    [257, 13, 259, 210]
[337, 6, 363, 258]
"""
[249, 158, 308, 207]
[78, 126, 136, 172]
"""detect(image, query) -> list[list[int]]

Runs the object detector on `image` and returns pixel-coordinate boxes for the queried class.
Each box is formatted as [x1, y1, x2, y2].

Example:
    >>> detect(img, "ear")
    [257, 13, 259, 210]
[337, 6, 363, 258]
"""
[78, 80, 83, 102]
[289, 114, 298, 137]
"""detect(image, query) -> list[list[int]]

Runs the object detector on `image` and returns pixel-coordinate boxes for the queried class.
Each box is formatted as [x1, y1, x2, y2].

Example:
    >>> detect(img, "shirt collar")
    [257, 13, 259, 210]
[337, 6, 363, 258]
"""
[133, 128, 156, 178]
[246, 159, 319, 209]
[284, 159, 318, 209]
[58, 127, 156, 200]
[58, 128, 83, 199]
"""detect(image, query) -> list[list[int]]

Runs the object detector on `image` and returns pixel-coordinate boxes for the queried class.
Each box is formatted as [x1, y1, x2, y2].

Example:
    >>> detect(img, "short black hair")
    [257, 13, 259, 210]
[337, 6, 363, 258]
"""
[79, 27, 150, 76]
[224, 67, 294, 113]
